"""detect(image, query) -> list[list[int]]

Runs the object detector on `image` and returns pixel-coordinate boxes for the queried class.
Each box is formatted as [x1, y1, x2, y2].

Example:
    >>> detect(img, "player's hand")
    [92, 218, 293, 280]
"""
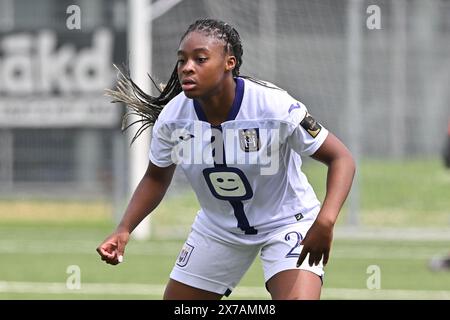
[296, 217, 334, 267]
[96, 230, 130, 265]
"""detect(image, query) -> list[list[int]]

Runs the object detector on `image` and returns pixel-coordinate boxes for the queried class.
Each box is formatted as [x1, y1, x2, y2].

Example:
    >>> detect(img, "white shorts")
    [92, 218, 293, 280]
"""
[169, 221, 324, 297]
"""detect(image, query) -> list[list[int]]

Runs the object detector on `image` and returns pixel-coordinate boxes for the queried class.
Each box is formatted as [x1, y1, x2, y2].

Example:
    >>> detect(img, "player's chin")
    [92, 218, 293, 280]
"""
[182, 89, 200, 99]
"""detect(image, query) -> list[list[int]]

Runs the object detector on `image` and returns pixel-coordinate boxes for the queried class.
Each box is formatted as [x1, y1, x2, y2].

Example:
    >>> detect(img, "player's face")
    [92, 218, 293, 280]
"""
[177, 31, 235, 99]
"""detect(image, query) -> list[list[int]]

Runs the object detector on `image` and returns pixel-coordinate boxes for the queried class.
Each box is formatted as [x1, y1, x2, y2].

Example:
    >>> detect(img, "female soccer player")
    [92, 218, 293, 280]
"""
[97, 19, 355, 300]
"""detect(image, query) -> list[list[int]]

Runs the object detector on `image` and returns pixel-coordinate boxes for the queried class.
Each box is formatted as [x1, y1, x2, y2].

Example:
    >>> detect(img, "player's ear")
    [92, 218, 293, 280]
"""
[225, 55, 236, 72]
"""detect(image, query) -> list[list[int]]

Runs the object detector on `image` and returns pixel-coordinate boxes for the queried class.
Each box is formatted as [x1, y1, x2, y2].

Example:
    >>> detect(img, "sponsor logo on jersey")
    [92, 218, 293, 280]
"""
[239, 128, 260, 152]
[300, 113, 322, 138]
[288, 102, 302, 113]
[295, 213, 304, 221]
[203, 167, 253, 200]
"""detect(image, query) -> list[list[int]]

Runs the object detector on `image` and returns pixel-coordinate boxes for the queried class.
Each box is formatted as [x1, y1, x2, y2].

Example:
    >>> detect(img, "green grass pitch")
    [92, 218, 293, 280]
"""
[0, 158, 449, 299]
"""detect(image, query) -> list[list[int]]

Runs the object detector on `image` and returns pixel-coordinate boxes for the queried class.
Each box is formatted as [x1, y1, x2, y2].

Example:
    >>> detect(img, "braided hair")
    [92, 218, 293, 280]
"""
[106, 18, 278, 143]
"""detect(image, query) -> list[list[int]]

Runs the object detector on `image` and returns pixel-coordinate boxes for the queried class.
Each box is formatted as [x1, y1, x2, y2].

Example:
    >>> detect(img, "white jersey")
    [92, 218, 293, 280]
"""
[149, 77, 328, 242]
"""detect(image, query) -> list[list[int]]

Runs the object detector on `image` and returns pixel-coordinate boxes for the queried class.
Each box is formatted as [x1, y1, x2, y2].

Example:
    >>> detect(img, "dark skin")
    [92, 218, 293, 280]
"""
[177, 32, 237, 125]
[96, 30, 356, 300]
[96, 31, 237, 266]
[96, 162, 175, 265]
[266, 132, 355, 300]
[297, 132, 355, 268]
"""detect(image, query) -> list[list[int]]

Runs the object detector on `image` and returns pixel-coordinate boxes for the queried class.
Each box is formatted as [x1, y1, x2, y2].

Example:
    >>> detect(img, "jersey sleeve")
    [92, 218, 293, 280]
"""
[285, 100, 329, 156]
[148, 119, 176, 167]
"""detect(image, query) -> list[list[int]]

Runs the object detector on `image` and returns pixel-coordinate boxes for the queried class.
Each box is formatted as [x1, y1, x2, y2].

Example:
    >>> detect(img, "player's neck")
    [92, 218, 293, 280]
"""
[196, 77, 236, 126]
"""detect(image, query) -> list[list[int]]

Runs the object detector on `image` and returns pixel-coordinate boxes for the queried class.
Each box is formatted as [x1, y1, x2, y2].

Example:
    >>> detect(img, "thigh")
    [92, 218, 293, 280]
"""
[260, 222, 324, 299]
[168, 228, 259, 298]
[266, 269, 321, 300]
[164, 279, 223, 300]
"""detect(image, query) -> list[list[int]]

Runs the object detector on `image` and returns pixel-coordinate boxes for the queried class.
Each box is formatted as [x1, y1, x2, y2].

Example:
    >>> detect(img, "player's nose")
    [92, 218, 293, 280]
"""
[181, 59, 195, 74]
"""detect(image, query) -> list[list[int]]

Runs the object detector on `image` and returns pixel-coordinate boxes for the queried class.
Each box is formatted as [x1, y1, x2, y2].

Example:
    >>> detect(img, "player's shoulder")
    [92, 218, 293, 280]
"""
[156, 91, 193, 123]
[242, 77, 286, 97]
[242, 77, 307, 121]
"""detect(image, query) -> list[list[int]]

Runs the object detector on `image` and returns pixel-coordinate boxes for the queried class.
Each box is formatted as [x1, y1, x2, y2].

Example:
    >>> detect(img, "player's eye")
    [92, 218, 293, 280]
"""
[197, 57, 208, 63]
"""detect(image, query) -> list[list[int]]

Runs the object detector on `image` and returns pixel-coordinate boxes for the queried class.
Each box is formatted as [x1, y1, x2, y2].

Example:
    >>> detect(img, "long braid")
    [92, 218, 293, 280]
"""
[105, 64, 180, 144]
[106, 18, 279, 143]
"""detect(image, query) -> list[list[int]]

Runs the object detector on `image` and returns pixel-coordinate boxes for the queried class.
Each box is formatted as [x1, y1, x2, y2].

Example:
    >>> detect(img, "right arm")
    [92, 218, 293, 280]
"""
[96, 161, 176, 265]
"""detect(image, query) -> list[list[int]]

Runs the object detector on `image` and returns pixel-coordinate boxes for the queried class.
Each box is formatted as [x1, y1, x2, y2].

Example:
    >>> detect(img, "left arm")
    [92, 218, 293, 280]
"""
[297, 132, 356, 267]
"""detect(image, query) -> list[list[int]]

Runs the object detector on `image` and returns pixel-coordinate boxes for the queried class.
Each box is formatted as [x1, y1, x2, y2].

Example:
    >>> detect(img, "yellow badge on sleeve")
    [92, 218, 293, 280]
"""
[300, 113, 322, 138]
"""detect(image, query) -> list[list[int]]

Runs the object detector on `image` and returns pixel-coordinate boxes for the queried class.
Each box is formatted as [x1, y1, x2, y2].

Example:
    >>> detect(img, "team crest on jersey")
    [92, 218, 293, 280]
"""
[176, 243, 194, 267]
[239, 128, 260, 152]
[300, 113, 322, 138]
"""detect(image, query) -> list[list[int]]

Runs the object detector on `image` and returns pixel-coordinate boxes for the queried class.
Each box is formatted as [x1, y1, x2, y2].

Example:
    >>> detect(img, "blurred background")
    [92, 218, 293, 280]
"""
[0, 0, 449, 299]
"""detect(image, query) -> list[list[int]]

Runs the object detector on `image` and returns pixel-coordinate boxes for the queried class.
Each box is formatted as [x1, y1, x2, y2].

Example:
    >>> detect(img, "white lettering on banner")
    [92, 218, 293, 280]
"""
[0, 28, 114, 94]
[0, 96, 121, 128]
[0, 28, 121, 127]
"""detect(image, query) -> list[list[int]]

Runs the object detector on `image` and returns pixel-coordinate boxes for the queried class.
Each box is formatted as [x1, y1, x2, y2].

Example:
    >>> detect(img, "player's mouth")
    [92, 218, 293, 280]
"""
[181, 78, 197, 91]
